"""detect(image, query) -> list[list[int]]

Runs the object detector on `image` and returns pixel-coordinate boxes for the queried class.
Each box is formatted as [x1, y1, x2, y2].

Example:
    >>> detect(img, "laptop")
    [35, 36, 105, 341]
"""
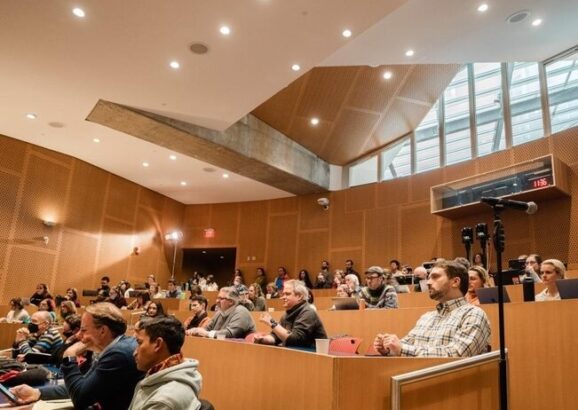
[82, 289, 98, 297]
[557, 278, 578, 300]
[331, 297, 359, 310]
[476, 287, 511, 304]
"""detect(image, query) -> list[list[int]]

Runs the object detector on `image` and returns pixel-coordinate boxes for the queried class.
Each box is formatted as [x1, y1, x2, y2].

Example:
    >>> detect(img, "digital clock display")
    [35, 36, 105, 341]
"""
[532, 177, 550, 188]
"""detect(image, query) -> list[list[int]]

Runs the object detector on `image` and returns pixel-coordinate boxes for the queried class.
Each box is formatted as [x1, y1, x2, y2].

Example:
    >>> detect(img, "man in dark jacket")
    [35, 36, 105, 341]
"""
[10, 302, 144, 410]
[254, 279, 327, 348]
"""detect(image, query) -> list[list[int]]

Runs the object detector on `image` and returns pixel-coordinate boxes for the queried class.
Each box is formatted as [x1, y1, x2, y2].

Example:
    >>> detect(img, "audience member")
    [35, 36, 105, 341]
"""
[149, 283, 164, 299]
[130, 316, 202, 410]
[254, 267, 267, 293]
[275, 267, 288, 291]
[454, 256, 471, 271]
[0, 297, 30, 323]
[265, 283, 279, 299]
[465, 266, 490, 305]
[255, 280, 327, 348]
[390, 259, 403, 279]
[106, 286, 128, 309]
[146, 274, 157, 289]
[344, 259, 360, 281]
[332, 269, 345, 288]
[119, 280, 134, 298]
[373, 260, 491, 357]
[344, 274, 361, 297]
[233, 268, 245, 285]
[187, 287, 256, 339]
[203, 275, 218, 291]
[336, 284, 351, 298]
[188, 285, 203, 299]
[184, 295, 210, 331]
[523, 254, 543, 283]
[29, 283, 52, 306]
[472, 252, 485, 268]
[14, 311, 63, 358]
[145, 302, 166, 318]
[166, 280, 182, 299]
[238, 286, 255, 311]
[128, 292, 151, 310]
[59, 300, 77, 322]
[10, 302, 144, 409]
[315, 260, 333, 289]
[98, 276, 111, 298]
[38, 298, 57, 322]
[413, 266, 429, 292]
[298, 269, 314, 289]
[65, 288, 81, 307]
[51, 314, 83, 367]
[359, 266, 398, 309]
[248, 283, 267, 312]
[536, 259, 566, 301]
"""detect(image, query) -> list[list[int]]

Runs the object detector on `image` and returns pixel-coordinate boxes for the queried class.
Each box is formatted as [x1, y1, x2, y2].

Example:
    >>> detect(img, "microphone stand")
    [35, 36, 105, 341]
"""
[491, 205, 508, 410]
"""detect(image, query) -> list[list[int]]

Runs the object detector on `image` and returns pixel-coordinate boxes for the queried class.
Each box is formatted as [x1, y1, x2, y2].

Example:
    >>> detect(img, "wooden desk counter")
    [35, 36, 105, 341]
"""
[0, 322, 22, 349]
[182, 337, 499, 410]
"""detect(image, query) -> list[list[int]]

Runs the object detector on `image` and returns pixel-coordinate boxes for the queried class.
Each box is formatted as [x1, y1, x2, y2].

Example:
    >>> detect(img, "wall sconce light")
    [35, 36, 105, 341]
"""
[42, 236, 50, 245]
[132, 246, 141, 256]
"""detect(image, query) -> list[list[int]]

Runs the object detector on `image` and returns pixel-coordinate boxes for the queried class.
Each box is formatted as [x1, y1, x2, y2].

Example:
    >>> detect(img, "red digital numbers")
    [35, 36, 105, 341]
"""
[532, 178, 549, 188]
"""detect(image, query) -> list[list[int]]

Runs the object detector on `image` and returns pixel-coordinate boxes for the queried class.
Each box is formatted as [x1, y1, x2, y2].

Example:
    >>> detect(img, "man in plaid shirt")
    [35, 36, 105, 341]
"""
[373, 260, 490, 357]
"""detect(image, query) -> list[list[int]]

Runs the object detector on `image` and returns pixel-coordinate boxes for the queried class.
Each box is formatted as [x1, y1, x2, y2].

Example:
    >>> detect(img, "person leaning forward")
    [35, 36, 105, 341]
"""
[373, 260, 491, 357]
[10, 302, 144, 410]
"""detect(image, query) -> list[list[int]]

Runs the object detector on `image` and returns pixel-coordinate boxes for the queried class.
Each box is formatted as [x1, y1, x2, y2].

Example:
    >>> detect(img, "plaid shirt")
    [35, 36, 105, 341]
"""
[400, 297, 490, 357]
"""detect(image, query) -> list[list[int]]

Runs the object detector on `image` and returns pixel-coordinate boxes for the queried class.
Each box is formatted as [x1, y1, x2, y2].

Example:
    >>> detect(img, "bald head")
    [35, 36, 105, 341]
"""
[414, 266, 428, 280]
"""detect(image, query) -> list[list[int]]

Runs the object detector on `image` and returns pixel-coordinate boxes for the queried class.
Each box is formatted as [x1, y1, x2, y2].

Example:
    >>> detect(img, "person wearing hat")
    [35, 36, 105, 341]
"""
[359, 266, 399, 309]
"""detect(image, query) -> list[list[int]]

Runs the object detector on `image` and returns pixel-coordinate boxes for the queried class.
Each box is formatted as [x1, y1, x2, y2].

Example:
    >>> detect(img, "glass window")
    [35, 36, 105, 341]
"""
[509, 62, 544, 145]
[473, 63, 505, 157]
[444, 66, 471, 165]
[545, 50, 578, 133]
[349, 155, 378, 187]
[381, 137, 411, 181]
[415, 102, 440, 173]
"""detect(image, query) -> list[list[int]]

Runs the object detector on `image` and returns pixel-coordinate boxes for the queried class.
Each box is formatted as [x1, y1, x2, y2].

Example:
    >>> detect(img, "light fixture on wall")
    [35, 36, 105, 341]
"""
[165, 231, 183, 280]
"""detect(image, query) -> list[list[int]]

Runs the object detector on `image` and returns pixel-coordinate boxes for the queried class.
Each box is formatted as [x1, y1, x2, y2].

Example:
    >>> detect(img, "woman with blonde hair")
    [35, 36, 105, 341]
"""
[466, 266, 490, 306]
[59, 300, 77, 321]
[536, 259, 566, 301]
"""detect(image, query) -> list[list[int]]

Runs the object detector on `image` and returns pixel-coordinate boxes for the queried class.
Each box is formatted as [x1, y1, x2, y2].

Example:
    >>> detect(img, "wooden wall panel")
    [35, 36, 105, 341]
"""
[208, 203, 239, 246]
[66, 161, 108, 233]
[297, 231, 329, 275]
[411, 168, 443, 202]
[400, 203, 438, 266]
[55, 230, 98, 295]
[130, 207, 165, 282]
[376, 177, 410, 207]
[550, 126, 578, 165]
[106, 176, 138, 223]
[330, 249, 363, 273]
[330, 209, 363, 250]
[269, 197, 298, 214]
[238, 201, 269, 264]
[31, 145, 74, 167]
[477, 150, 513, 173]
[267, 214, 298, 276]
[299, 194, 329, 231]
[96, 218, 134, 287]
[0, 171, 20, 271]
[4, 247, 56, 303]
[531, 197, 571, 262]
[364, 207, 398, 266]
[512, 137, 550, 163]
[182, 204, 211, 246]
[443, 160, 476, 183]
[346, 184, 375, 212]
[0, 135, 26, 174]
[15, 154, 69, 252]
[139, 188, 165, 213]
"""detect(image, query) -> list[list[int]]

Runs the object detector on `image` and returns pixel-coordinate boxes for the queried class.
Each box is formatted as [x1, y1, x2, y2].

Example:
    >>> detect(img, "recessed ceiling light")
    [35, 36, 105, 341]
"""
[190, 42, 209, 55]
[291, 64, 301, 72]
[180, 181, 187, 186]
[382, 71, 393, 80]
[506, 10, 530, 24]
[405, 49, 415, 57]
[72, 7, 85, 18]
[532, 18, 542, 26]
[477, 3, 488, 12]
[142, 162, 150, 167]
[25, 113, 37, 120]
[310, 117, 320, 126]
[219, 25, 231, 36]
[169, 61, 180, 69]
[222, 173, 229, 179]
[342, 29, 352, 38]
[93, 138, 100, 143]
[169, 154, 177, 160]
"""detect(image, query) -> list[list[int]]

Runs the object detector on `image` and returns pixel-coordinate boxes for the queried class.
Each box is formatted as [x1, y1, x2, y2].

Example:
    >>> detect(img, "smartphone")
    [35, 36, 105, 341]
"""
[0, 383, 19, 404]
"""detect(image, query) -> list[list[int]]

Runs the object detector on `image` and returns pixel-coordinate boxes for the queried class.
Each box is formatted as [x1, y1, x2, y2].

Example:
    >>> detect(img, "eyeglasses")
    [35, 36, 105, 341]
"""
[365, 275, 381, 280]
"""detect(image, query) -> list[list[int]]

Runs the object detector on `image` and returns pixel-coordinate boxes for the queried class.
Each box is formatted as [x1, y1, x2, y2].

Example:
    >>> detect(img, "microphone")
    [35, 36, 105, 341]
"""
[480, 197, 538, 215]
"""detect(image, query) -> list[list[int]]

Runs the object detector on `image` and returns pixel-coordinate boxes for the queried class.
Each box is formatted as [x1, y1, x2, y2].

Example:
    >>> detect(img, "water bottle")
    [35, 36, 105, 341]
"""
[523, 275, 535, 302]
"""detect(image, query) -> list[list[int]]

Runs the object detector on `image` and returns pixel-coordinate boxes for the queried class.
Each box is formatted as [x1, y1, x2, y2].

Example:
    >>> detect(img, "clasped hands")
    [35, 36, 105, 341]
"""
[373, 333, 402, 356]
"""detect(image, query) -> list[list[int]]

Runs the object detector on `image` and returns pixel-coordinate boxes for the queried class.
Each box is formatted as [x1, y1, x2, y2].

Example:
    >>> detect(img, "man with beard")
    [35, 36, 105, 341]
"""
[372, 260, 490, 357]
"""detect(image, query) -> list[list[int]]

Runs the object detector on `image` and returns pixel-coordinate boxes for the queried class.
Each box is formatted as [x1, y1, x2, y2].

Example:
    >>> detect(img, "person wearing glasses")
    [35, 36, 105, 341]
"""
[521, 254, 543, 283]
[14, 311, 63, 360]
[358, 266, 399, 309]
[187, 287, 256, 339]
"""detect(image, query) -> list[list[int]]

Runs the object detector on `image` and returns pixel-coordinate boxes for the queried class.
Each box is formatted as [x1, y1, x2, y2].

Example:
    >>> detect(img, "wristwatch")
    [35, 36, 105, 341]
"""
[270, 319, 278, 329]
[62, 356, 77, 366]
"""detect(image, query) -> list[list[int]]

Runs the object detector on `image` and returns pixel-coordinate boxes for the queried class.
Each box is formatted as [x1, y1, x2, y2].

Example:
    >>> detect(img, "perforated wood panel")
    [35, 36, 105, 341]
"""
[329, 249, 363, 272]
[568, 163, 578, 266]
[410, 168, 443, 202]
[330, 191, 363, 249]
[96, 217, 134, 286]
[476, 150, 513, 174]
[106, 176, 138, 223]
[66, 161, 108, 233]
[443, 161, 476, 183]
[364, 207, 399, 266]
[267, 214, 298, 276]
[299, 194, 329, 230]
[0, 135, 26, 174]
[15, 154, 69, 252]
[130, 207, 165, 283]
[209, 203, 239, 246]
[139, 188, 165, 213]
[0, 171, 20, 270]
[532, 197, 571, 262]
[55, 229, 98, 295]
[346, 184, 375, 212]
[550, 126, 578, 165]
[3, 247, 56, 304]
[269, 197, 298, 214]
[397, 64, 461, 104]
[297, 231, 330, 275]
[373, 99, 429, 147]
[512, 137, 550, 164]
[30, 145, 74, 167]
[377, 177, 410, 207]
[238, 201, 269, 264]
[400, 203, 438, 266]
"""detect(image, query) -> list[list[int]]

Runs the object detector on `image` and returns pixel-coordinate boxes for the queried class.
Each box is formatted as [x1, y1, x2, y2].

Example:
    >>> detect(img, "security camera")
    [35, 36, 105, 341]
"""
[317, 197, 330, 210]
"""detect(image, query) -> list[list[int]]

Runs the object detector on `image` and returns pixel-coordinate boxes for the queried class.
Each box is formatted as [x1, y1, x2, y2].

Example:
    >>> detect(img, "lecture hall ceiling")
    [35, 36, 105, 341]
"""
[0, 0, 577, 203]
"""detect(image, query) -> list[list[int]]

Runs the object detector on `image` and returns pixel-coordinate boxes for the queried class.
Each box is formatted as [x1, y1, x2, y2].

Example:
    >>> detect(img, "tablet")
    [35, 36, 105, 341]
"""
[476, 287, 511, 304]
